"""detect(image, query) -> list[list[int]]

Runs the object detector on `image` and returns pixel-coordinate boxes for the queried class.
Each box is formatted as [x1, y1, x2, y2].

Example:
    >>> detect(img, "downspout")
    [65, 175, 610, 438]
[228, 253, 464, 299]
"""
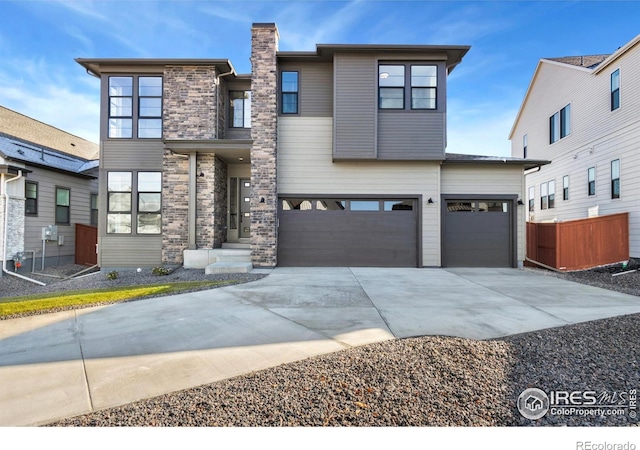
[2, 171, 46, 285]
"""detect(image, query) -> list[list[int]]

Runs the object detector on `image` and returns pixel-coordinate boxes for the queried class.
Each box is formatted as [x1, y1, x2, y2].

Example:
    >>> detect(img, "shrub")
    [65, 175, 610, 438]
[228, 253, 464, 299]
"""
[152, 267, 170, 276]
[106, 270, 119, 280]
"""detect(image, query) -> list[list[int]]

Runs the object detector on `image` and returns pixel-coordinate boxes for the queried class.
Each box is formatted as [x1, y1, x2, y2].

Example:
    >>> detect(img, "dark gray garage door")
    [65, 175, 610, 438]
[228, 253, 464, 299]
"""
[442, 199, 514, 267]
[278, 197, 418, 267]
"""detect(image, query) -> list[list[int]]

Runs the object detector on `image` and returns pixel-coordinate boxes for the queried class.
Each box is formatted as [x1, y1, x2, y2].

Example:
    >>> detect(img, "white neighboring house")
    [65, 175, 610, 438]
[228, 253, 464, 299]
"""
[509, 34, 640, 259]
[0, 106, 99, 276]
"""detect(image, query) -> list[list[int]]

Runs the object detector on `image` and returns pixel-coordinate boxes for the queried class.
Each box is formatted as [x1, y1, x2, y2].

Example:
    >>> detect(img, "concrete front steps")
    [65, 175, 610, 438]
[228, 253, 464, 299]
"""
[183, 243, 253, 274]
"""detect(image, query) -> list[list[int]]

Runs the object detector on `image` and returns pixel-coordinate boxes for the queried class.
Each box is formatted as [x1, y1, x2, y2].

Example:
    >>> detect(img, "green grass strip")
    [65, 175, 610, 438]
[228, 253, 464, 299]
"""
[0, 281, 229, 317]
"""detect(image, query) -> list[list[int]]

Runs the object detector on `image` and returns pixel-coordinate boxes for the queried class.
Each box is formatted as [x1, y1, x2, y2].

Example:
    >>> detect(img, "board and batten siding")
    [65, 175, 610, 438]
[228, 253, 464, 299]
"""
[512, 41, 640, 257]
[99, 140, 164, 267]
[278, 116, 442, 266]
[23, 166, 98, 263]
[333, 53, 377, 159]
[279, 62, 333, 117]
[440, 165, 526, 263]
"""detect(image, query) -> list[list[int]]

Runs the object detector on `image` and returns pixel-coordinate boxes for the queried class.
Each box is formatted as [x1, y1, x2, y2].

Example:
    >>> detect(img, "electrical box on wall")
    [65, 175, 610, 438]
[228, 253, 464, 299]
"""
[41, 225, 58, 241]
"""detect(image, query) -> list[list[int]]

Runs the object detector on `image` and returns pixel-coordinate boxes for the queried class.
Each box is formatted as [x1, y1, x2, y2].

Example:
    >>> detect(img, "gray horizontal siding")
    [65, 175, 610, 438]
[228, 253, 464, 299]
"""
[279, 62, 333, 117]
[333, 53, 377, 159]
[102, 141, 164, 170]
[377, 112, 445, 159]
[23, 166, 98, 261]
[99, 235, 162, 267]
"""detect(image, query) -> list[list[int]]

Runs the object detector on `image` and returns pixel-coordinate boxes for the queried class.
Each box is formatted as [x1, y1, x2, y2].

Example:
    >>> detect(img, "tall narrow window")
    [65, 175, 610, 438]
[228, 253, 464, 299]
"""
[548, 180, 555, 209]
[563, 175, 569, 201]
[108, 77, 133, 138]
[611, 159, 620, 199]
[588, 167, 596, 196]
[107, 172, 132, 234]
[137, 172, 162, 234]
[528, 186, 535, 212]
[378, 65, 405, 109]
[55, 187, 70, 225]
[90, 193, 98, 226]
[25, 181, 38, 215]
[540, 182, 548, 210]
[560, 104, 571, 138]
[281, 71, 299, 114]
[230, 91, 251, 128]
[549, 112, 559, 144]
[411, 65, 436, 109]
[611, 69, 620, 111]
[138, 77, 162, 138]
[523, 134, 528, 158]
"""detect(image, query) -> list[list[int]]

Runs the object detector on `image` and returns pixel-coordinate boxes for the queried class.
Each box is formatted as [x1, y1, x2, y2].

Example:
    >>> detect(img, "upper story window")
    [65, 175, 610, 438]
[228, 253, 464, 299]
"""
[379, 65, 405, 109]
[549, 104, 570, 144]
[563, 175, 569, 201]
[611, 69, 620, 111]
[25, 181, 38, 216]
[411, 65, 437, 109]
[230, 91, 252, 128]
[281, 71, 299, 114]
[90, 193, 98, 226]
[523, 134, 528, 158]
[108, 76, 162, 139]
[528, 186, 535, 212]
[379, 63, 438, 110]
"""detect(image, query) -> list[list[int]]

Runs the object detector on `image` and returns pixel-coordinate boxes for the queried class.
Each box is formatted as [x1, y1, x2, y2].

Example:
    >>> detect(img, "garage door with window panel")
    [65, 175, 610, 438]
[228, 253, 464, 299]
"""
[442, 198, 515, 267]
[278, 197, 419, 267]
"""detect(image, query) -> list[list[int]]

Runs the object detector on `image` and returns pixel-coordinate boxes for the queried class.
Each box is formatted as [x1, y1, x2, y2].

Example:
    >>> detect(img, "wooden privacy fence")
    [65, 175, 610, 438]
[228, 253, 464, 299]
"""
[526, 213, 629, 271]
[75, 223, 98, 266]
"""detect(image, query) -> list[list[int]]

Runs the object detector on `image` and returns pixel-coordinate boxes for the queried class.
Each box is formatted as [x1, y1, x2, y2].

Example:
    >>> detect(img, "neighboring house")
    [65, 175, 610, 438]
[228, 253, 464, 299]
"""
[509, 34, 640, 259]
[76, 22, 544, 271]
[0, 106, 99, 276]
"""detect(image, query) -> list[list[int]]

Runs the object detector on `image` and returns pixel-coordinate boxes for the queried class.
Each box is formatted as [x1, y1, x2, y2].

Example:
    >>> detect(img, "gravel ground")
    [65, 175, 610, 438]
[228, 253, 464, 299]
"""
[2, 262, 639, 426]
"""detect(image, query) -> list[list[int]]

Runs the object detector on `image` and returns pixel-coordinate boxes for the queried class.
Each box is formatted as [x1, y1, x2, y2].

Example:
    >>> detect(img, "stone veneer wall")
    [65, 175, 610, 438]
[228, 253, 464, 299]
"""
[0, 196, 25, 263]
[162, 150, 189, 263]
[163, 66, 218, 140]
[250, 23, 279, 267]
[217, 79, 227, 140]
[196, 154, 227, 249]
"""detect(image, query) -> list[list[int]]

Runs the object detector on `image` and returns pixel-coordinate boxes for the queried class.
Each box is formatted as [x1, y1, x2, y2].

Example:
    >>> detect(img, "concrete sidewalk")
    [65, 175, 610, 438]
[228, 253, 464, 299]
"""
[2, 267, 640, 426]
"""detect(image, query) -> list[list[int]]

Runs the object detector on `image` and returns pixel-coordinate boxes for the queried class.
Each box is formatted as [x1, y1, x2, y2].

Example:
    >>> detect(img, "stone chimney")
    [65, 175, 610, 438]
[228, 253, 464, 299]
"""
[250, 23, 279, 267]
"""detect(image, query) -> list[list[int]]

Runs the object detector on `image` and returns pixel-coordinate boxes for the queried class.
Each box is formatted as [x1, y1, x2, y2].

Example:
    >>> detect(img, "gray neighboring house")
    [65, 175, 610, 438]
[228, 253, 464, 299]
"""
[76, 22, 545, 271]
[0, 106, 99, 276]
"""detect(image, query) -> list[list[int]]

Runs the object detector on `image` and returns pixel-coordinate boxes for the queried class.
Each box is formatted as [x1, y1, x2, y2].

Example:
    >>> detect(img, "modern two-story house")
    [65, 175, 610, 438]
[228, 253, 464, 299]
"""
[0, 106, 99, 276]
[509, 34, 640, 259]
[77, 22, 544, 271]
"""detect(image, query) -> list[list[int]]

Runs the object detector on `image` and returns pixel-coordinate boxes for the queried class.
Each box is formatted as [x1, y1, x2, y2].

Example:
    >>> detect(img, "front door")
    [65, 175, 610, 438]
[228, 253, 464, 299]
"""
[239, 178, 251, 239]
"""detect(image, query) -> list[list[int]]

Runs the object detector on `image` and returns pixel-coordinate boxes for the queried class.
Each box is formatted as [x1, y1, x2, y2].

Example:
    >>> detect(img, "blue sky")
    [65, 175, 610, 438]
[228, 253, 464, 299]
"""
[1, 0, 639, 156]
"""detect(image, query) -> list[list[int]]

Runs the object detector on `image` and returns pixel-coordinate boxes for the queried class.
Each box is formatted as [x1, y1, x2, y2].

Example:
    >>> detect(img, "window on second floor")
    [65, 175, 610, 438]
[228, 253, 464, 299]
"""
[611, 159, 620, 199]
[281, 71, 299, 114]
[56, 187, 70, 225]
[550, 104, 571, 144]
[548, 180, 555, 209]
[25, 181, 38, 216]
[108, 76, 162, 139]
[523, 134, 528, 158]
[588, 167, 596, 196]
[611, 69, 620, 111]
[379, 63, 438, 110]
[563, 175, 569, 201]
[230, 91, 251, 128]
[540, 182, 548, 210]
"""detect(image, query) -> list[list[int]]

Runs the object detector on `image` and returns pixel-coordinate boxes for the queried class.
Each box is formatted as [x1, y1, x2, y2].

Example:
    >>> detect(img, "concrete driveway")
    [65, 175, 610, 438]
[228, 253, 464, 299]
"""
[2, 267, 640, 426]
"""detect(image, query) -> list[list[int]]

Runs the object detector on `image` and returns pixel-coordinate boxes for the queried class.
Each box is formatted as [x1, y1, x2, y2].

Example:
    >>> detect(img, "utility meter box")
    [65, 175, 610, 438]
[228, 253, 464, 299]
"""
[42, 225, 58, 241]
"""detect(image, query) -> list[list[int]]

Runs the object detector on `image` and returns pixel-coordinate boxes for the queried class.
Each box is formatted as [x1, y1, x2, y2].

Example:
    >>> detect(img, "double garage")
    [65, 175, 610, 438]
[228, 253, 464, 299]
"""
[277, 195, 517, 268]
